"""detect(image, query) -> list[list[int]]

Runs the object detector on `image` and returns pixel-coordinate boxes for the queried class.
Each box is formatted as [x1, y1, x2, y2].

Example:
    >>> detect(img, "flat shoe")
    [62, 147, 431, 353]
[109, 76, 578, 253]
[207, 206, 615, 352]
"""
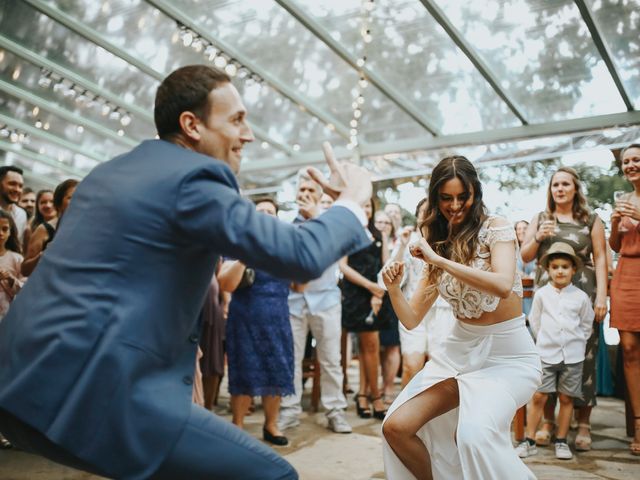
[535, 420, 555, 446]
[263, 428, 288, 446]
[575, 423, 591, 452]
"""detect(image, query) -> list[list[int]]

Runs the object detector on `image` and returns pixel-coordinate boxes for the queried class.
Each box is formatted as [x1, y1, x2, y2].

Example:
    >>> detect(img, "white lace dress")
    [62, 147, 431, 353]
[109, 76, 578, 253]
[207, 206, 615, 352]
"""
[382, 218, 542, 479]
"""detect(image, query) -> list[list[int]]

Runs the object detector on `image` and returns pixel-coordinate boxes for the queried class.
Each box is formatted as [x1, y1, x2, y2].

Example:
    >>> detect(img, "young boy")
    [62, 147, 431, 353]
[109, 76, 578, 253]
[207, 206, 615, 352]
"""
[516, 242, 594, 460]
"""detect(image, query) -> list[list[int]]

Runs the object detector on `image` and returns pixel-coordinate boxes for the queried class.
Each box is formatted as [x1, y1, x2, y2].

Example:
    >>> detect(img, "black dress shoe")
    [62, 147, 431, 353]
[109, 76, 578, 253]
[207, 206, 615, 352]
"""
[263, 428, 289, 446]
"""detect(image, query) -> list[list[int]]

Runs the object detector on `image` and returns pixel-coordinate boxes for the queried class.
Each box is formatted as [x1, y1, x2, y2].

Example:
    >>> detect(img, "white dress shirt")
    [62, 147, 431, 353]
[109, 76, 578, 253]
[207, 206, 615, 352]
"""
[529, 283, 594, 364]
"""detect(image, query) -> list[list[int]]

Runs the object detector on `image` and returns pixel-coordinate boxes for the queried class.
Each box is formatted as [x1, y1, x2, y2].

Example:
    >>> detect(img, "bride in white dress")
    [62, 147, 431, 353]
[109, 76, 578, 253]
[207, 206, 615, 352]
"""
[381, 156, 541, 480]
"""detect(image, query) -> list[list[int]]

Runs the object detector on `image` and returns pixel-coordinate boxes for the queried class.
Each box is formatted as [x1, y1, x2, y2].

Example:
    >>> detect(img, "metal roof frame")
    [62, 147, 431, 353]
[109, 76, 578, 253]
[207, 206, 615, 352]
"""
[2, 0, 639, 189]
[573, 0, 635, 111]
[23, 0, 294, 155]
[276, 0, 441, 136]
[418, 0, 528, 125]
[145, 0, 353, 142]
[0, 111, 107, 164]
[242, 110, 640, 173]
[0, 139, 85, 178]
[0, 78, 137, 148]
[0, 34, 152, 121]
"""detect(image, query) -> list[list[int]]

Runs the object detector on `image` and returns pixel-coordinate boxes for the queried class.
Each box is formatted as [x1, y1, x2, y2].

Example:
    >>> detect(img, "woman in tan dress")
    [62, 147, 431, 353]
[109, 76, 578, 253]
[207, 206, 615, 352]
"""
[610, 143, 640, 456]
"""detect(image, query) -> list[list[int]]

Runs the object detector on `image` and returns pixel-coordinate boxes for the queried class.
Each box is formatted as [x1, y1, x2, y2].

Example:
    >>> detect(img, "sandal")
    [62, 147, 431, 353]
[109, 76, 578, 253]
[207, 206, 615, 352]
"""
[575, 423, 592, 452]
[354, 394, 371, 419]
[535, 419, 555, 446]
[631, 416, 640, 456]
[371, 396, 388, 420]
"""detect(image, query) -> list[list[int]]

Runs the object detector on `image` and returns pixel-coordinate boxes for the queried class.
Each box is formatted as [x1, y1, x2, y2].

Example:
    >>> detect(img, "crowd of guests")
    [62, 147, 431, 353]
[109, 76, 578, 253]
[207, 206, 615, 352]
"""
[1, 142, 638, 460]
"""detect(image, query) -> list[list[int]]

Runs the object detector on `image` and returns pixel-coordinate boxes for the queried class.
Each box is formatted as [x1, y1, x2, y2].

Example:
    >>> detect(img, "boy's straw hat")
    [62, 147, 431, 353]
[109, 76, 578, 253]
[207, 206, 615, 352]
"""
[539, 242, 583, 270]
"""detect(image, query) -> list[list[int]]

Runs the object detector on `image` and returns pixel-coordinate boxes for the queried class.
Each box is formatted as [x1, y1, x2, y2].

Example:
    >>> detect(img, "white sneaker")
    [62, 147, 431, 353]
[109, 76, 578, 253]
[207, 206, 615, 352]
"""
[277, 414, 300, 432]
[515, 440, 538, 458]
[327, 410, 352, 434]
[555, 442, 573, 460]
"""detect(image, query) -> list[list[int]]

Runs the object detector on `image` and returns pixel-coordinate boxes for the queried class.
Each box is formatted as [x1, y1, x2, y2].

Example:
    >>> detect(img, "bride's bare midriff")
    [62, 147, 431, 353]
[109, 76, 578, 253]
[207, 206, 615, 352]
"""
[458, 292, 523, 326]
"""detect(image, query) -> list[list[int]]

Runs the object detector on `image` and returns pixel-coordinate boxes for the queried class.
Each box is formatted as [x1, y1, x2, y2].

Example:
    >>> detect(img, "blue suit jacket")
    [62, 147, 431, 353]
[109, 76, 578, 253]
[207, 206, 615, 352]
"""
[0, 140, 369, 479]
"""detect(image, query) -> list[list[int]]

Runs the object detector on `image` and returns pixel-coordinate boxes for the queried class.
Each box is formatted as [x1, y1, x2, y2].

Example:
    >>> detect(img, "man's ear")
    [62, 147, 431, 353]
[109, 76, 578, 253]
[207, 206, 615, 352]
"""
[178, 111, 201, 141]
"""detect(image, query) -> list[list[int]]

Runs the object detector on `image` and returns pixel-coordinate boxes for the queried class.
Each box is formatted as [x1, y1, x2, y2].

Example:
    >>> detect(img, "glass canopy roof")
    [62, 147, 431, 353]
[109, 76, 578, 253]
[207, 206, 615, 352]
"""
[0, 0, 638, 191]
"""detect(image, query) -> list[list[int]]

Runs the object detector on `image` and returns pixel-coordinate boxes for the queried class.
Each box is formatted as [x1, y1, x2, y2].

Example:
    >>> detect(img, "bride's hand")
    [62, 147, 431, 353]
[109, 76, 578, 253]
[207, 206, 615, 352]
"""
[408, 238, 440, 265]
[381, 261, 404, 289]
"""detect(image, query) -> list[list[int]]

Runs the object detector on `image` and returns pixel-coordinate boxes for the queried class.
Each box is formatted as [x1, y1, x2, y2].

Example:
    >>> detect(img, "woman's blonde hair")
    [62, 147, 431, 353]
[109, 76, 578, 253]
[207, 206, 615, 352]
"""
[418, 156, 487, 289]
[546, 167, 590, 224]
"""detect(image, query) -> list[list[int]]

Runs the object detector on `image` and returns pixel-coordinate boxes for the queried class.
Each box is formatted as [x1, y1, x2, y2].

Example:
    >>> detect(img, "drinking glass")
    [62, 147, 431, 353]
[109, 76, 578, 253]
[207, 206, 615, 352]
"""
[614, 190, 628, 232]
[540, 212, 558, 236]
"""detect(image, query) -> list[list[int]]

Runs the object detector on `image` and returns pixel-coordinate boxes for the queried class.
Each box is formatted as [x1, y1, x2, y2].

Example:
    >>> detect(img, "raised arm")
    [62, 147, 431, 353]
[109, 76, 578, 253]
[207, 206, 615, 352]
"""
[382, 262, 438, 330]
[176, 168, 371, 283]
[410, 218, 517, 299]
[20, 224, 48, 277]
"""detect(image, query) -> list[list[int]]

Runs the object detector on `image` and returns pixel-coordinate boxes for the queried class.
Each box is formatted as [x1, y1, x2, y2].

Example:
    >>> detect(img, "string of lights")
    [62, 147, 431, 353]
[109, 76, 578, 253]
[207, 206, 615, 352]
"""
[0, 124, 29, 144]
[175, 23, 263, 86]
[38, 68, 132, 127]
[347, 0, 374, 151]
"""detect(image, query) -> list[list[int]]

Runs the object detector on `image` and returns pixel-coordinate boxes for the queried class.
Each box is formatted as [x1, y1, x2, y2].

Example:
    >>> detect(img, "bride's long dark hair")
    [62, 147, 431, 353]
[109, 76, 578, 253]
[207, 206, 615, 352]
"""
[418, 156, 487, 288]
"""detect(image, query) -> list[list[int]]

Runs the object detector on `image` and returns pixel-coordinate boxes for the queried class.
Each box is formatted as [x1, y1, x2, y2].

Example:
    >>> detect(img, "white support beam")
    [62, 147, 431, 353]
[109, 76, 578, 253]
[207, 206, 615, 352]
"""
[419, 0, 528, 125]
[22, 0, 293, 155]
[0, 79, 137, 148]
[145, 0, 352, 143]
[574, 0, 634, 111]
[242, 110, 640, 173]
[275, 0, 440, 136]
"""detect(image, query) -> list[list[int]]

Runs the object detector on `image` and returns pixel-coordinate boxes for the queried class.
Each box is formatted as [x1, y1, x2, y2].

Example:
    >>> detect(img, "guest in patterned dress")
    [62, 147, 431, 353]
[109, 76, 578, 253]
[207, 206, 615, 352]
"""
[609, 143, 640, 456]
[521, 166, 607, 451]
[222, 199, 294, 446]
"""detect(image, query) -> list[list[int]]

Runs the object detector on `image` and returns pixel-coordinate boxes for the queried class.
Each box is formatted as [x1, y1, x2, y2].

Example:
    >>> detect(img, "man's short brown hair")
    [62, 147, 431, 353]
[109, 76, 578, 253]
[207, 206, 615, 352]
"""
[154, 65, 230, 140]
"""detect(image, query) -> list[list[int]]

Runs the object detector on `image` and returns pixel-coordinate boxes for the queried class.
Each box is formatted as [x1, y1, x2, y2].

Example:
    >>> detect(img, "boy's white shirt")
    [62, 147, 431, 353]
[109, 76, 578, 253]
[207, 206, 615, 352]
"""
[529, 283, 594, 364]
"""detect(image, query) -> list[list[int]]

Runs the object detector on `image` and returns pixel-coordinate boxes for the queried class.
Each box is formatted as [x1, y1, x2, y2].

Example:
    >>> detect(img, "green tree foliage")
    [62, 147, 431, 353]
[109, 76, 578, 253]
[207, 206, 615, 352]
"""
[571, 162, 631, 210]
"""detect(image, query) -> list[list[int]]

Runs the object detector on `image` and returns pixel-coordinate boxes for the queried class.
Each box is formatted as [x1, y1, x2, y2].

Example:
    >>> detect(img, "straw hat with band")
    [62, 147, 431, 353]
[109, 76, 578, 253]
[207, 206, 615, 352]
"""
[539, 242, 583, 270]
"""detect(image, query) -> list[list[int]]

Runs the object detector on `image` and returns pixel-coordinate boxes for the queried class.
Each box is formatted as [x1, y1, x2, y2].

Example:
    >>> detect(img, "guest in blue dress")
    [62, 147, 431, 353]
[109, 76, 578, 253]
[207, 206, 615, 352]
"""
[222, 198, 294, 446]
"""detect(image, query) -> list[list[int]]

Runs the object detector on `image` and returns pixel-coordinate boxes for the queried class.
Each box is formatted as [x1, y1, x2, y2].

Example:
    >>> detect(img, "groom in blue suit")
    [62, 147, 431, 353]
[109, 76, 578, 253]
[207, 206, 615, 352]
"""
[0, 65, 372, 479]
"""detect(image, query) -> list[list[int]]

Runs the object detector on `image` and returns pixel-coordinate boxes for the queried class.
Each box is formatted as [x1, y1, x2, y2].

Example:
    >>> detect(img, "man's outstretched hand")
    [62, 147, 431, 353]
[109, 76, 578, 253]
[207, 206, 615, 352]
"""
[307, 142, 372, 206]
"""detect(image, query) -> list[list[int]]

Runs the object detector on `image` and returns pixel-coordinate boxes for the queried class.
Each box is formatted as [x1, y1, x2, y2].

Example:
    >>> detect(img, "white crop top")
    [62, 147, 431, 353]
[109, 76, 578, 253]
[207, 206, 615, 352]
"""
[436, 216, 523, 319]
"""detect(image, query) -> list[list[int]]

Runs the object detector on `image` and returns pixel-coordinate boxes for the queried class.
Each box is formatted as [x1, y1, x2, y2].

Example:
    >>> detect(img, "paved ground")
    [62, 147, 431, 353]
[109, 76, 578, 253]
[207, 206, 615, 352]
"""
[1, 361, 638, 479]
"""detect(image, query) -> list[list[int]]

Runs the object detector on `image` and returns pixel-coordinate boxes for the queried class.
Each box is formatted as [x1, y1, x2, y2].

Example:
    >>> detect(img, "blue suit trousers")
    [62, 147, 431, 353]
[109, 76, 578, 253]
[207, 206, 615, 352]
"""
[1, 406, 298, 480]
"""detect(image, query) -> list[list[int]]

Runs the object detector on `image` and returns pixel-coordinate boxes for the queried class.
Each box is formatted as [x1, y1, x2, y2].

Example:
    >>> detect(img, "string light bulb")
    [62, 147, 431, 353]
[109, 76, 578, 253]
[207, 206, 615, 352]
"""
[38, 68, 133, 128]
[347, 1, 375, 151]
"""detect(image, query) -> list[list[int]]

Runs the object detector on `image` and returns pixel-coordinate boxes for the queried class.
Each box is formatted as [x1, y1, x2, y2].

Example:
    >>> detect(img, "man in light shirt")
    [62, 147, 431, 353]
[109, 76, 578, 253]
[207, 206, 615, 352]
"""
[516, 242, 594, 461]
[278, 173, 352, 434]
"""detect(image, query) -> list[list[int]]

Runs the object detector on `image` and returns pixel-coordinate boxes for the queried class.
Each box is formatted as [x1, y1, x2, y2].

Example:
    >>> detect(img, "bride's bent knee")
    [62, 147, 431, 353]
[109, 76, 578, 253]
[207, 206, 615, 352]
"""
[382, 416, 405, 443]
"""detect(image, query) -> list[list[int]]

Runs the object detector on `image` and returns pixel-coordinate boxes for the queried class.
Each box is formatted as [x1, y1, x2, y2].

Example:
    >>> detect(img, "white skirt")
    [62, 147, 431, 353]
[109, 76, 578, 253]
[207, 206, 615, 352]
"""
[382, 315, 541, 480]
